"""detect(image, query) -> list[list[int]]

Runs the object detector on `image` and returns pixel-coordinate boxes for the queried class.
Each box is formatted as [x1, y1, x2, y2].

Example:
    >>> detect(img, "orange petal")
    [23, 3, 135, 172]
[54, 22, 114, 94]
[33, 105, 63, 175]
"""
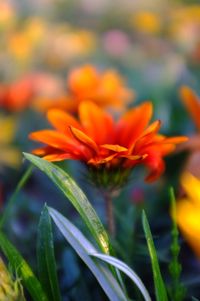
[88, 153, 118, 165]
[180, 86, 200, 130]
[29, 130, 78, 151]
[79, 101, 114, 144]
[123, 154, 148, 160]
[144, 156, 165, 182]
[43, 153, 77, 162]
[141, 120, 161, 137]
[158, 144, 176, 155]
[129, 120, 161, 154]
[160, 136, 188, 144]
[47, 109, 81, 133]
[70, 126, 99, 153]
[101, 144, 128, 152]
[32, 146, 54, 156]
[117, 102, 153, 147]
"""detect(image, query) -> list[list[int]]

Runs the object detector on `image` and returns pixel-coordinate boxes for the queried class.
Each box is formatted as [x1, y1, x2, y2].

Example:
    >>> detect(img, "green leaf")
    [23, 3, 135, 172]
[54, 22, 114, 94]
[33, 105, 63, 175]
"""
[37, 205, 61, 301]
[23, 153, 109, 254]
[0, 231, 48, 301]
[90, 253, 151, 301]
[142, 211, 168, 301]
[48, 206, 128, 301]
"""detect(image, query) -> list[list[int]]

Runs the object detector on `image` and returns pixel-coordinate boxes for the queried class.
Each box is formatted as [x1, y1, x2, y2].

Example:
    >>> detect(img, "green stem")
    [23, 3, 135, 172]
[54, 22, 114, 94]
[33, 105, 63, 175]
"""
[0, 165, 33, 229]
[104, 192, 115, 237]
[168, 187, 186, 301]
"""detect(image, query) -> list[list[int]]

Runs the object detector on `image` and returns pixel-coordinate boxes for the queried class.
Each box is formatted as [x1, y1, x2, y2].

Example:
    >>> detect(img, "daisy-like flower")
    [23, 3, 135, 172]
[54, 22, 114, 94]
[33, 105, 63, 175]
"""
[29, 101, 187, 188]
[64, 64, 133, 113]
[175, 173, 200, 257]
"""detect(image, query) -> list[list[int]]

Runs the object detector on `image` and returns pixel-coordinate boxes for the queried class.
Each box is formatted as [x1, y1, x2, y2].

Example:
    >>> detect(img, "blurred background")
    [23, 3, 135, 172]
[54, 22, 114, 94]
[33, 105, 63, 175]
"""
[1, 0, 200, 300]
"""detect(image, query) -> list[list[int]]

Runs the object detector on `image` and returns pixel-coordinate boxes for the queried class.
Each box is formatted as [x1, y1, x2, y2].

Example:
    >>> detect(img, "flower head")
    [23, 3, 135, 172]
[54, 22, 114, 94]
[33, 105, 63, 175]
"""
[175, 173, 200, 257]
[0, 78, 34, 112]
[29, 101, 187, 188]
[65, 64, 133, 112]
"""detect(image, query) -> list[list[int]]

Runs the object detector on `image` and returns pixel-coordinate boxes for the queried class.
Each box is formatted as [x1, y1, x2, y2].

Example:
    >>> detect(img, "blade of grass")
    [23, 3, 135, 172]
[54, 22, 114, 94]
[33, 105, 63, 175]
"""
[142, 211, 168, 301]
[37, 205, 61, 301]
[23, 153, 109, 254]
[48, 206, 128, 301]
[0, 231, 48, 301]
[90, 253, 151, 301]
[0, 165, 33, 229]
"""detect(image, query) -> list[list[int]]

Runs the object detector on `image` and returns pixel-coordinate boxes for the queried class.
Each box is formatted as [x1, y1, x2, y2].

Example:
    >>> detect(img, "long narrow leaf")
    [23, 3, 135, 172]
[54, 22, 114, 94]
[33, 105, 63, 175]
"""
[49, 207, 128, 301]
[0, 232, 48, 301]
[23, 153, 109, 254]
[90, 253, 151, 301]
[37, 205, 61, 301]
[142, 211, 168, 301]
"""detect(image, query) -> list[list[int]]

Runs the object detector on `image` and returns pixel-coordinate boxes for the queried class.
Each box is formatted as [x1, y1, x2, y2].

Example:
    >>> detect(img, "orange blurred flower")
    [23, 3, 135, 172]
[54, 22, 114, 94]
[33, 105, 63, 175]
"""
[180, 86, 200, 131]
[179, 86, 200, 178]
[29, 101, 187, 187]
[0, 78, 34, 112]
[33, 65, 133, 114]
[65, 65, 133, 112]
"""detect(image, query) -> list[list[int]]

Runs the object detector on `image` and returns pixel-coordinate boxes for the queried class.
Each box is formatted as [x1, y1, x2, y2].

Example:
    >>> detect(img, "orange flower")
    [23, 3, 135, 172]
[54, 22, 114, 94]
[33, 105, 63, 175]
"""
[31, 65, 133, 114]
[29, 101, 187, 187]
[179, 86, 200, 178]
[66, 64, 133, 112]
[180, 86, 200, 131]
[0, 78, 34, 112]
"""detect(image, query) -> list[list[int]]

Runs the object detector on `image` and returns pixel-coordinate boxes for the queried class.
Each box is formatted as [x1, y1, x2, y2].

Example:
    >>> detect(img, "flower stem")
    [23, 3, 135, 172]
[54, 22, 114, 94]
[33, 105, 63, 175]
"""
[0, 165, 33, 229]
[104, 192, 115, 237]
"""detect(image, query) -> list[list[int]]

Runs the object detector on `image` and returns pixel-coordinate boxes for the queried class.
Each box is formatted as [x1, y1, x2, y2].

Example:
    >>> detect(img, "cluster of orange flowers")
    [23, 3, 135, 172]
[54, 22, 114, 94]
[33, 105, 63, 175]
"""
[0, 65, 132, 114]
[28, 65, 187, 188]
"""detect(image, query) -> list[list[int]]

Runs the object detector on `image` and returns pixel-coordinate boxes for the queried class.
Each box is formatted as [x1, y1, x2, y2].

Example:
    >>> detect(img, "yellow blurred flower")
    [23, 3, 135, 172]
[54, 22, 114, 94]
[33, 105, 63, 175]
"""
[7, 17, 47, 65]
[8, 32, 34, 63]
[0, 257, 25, 300]
[0, 1, 16, 29]
[0, 115, 21, 168]
[175, 173, 200, 257]
[24, 17, 47, 45]
[130, 11, 161, 34]
[169, 5, 200, 49]
[43, 25, 96, 67]
[171, 6, 200, 23]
